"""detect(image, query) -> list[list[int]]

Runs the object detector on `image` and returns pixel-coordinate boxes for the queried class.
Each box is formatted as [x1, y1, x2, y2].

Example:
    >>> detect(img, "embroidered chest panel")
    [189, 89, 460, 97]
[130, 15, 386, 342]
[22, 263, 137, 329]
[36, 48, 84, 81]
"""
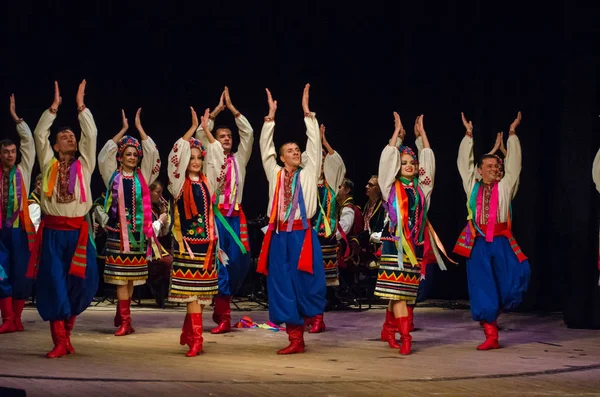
[179, 181, 211, 242]
[56, 159, 76, 204]
[107, 176, 138, 232]
[1, 171, 9, 219]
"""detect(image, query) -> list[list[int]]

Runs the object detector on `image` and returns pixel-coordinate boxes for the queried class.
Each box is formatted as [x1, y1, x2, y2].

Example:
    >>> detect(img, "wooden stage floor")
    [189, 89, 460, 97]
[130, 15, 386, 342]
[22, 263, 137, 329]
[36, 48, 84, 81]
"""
[1, 301, 599, 396]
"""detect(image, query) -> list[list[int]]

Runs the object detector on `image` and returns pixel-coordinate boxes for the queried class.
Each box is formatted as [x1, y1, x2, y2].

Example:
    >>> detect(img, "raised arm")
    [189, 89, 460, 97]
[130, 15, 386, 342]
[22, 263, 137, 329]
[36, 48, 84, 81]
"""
[593, 147, 600, 193]
[11, 94, 35, 192]
[76, 80, 98, 176]
[414, 115, 435, 202]
[98, 110, 128, 186]
[379, 112, 403, 202]
[301, 84, 322, 181]
[226, 86, 254, 167]
[457, 112, 476, 195]
[321, 125, 346, 190]
[259, 88, 281, 182]
[194, 91, 222, 145]
[167, 107, 198, 199]
[502, 112, 522, 193]
[34, 81, 61, 169]
[488, 132, 507, 156]
[136, 108, 161, 184]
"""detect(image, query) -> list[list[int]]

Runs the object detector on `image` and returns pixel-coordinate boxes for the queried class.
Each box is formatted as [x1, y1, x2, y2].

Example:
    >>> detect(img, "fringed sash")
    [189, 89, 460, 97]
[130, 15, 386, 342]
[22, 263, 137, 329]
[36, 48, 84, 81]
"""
[26, 215, 89, 279]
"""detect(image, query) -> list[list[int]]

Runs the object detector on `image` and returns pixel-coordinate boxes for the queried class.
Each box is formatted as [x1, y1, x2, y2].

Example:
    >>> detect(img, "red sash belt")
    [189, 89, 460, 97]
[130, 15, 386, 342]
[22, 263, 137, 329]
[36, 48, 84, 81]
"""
[453, 221, 527, 263]
[26, 215, 89, 279]
[256, 219, 314, 276]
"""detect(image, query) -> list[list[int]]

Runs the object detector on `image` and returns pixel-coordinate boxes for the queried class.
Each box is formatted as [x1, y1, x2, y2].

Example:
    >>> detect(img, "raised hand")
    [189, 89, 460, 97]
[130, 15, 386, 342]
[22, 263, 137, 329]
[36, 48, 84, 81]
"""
[9, 94, 19, 121]
[415, 114, 426, 137]
[191, 107, 200, 129]
[76, 79, 86, 109]
[499, 131, 507, 155]
[201, 107, 211, 134]
[509, 111, 522, 135]
[134, 107, 148, 137]
[217, 91, 225, 112]
[51, 81, 62, 111]
[394, 111, 405, 141]
[224, 86, 238, 114]
[461, 112, 473, 137]
[112, 109, 130, 142]
[265, 88, 277, 118]
[302, 83, 311, 115]
[320, 124, 334, 155]
[121, 109, 129, 132]
[183, 106, 199, 140]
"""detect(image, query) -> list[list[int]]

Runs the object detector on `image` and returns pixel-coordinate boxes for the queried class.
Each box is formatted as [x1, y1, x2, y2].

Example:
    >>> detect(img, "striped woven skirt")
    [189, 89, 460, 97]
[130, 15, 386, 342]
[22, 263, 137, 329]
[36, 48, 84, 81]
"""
[374, 240, 423, 302]
[168, 239, 218, 305]
[319, 235, 339, 287]
[104, 230, 148, 286]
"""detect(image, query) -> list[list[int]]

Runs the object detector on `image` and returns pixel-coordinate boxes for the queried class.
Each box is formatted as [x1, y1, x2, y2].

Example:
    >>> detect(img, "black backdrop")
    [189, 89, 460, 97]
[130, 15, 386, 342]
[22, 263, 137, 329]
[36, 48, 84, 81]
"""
[1, 2, 599, 327]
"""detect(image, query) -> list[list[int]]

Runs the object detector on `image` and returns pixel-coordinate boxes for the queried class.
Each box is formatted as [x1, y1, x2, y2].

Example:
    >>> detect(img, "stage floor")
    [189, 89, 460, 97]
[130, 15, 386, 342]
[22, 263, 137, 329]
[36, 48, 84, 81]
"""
[1, 301, 599, 396]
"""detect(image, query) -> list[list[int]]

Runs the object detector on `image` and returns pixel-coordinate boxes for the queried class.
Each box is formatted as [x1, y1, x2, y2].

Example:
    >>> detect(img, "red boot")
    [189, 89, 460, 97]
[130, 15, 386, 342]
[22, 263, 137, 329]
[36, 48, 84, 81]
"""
[114, 300, 122, 327]
[180, 314, 191, 346]
[185, 313, 204, 357]
[380, 310, 400, 349]
[46, 321, 68, 358]
[397, 317, 412, 355]
[277, 324, 305, 355]
[477, 321, 500, 350]
[304, 316, 313, 328]
[211, 296, 232, 334]
[211, 298, 221, 325]
[12, 299, 26, 332]
[407, 305, 415, 332]
[64, 316, 76, 354]
[308, 313, 326, 333]
[0, 297, 16, 334]
[114, 299, 135, 336]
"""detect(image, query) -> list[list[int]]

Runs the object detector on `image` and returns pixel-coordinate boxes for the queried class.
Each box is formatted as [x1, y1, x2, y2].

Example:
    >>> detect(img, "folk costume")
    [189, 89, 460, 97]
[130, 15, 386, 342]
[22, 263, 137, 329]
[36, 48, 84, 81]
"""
[0, 119, 35, 334]
[454, 133, 530, 350]
[167, 137, 219, 356]
[27, 107, 99, 358]
[97, 134, 160, 335]
[375, 138, 449, 354]
[257, 112, 326, 354]
[301, 148, 345, 333]
[199, 114, 253, 334]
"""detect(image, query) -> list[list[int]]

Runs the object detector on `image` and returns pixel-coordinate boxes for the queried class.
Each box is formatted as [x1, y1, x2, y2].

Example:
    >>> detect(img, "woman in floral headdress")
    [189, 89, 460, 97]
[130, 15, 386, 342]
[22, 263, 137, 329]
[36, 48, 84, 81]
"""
[167, 108, 219, 357]
[374, 112, 446, 355]
[98, 109, 161, 336]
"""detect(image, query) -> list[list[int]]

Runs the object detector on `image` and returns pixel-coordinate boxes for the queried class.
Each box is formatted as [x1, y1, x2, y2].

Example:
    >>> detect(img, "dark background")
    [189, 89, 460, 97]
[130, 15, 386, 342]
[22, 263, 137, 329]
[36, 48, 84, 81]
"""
[1, 2, 599, 327]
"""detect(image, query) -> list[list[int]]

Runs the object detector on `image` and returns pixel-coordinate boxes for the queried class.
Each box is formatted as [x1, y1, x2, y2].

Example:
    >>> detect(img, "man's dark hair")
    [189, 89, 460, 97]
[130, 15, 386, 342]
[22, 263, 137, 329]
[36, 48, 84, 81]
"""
[0, 139, 16, 150]
[52, 126, 74, 144]
[477, 154, 499, 168]
[214, 125, 232, 135]
[278, 141, 299, 157]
